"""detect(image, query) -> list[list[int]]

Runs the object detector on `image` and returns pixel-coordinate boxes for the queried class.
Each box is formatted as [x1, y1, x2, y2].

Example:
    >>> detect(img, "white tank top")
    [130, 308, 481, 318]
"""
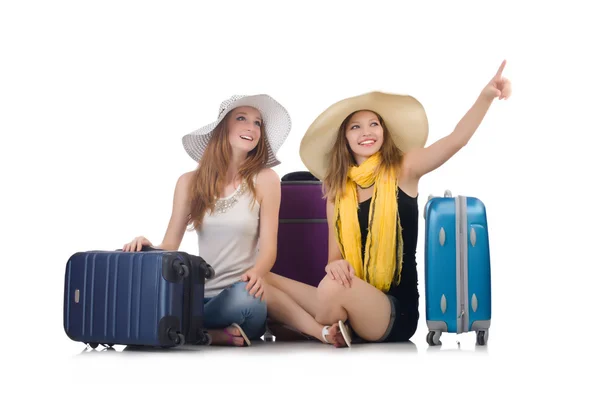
[196, 178, 260, 298]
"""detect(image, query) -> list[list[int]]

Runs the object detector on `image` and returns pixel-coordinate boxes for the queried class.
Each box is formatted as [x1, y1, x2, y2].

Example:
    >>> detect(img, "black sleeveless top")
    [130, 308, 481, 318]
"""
[358, 187, 420, 315]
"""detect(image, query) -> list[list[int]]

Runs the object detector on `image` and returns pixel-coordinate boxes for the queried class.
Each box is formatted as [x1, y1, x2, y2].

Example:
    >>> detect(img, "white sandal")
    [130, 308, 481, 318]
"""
[321, 326, 333, 344]
[321, 322, 352, 347]
[338, 320, 352, 347]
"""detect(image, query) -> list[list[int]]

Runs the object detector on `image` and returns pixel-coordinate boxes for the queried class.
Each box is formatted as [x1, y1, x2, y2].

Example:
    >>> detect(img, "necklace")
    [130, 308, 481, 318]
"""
[213, 179, 248, 214]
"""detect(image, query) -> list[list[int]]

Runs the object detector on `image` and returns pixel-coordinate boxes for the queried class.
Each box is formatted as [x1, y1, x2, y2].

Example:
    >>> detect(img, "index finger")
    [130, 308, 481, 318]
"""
[345, 261, 354, 274]
[495, 60, 506, 78]
[249, 281, 261, 296]
[245, 276, 256, 290]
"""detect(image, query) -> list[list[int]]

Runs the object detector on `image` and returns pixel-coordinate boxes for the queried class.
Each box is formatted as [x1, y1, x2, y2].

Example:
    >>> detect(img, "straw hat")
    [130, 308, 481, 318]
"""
[299, 91, 429, 180]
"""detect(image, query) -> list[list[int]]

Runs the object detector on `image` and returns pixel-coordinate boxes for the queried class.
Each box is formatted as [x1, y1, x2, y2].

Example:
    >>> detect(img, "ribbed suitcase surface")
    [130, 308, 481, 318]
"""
[271, 172, 328, 287]
[64, 249, 212, 348]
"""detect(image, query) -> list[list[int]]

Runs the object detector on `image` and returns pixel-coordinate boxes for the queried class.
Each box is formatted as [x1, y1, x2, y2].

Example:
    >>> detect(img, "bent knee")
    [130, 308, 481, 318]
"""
[317, 275, 346, 300]
[226, 282, 267, 313]
[317, 275, 348, 306]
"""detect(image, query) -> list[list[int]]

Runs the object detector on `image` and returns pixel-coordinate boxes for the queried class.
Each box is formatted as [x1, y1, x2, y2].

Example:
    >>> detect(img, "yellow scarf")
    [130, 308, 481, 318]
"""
[333, 152, 403, 292]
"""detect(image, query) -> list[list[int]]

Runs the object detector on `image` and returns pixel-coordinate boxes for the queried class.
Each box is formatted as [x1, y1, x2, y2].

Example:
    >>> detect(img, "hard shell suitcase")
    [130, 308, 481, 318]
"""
[271, 171, 328, 287]
[63, 246, 215, 348]
[423, 190, 491, 346]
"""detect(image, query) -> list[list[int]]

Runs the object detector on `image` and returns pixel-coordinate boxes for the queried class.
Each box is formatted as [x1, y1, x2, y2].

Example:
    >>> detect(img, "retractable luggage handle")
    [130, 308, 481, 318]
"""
[427, 189, 452, 201]
[424, 190, 452, 220]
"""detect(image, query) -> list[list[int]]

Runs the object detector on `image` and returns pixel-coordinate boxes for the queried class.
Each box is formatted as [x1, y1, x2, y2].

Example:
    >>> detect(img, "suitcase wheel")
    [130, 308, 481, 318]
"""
[167, 328, 186, 346]
[173, 333, 185, 346]
[426, 331, 442, 346]
[476, 330, 489, 346]
[172, 263, 190, 278]
[85, 342, 99, 349]
[199, 331, 211, 345]
[205, 265, 215, 280]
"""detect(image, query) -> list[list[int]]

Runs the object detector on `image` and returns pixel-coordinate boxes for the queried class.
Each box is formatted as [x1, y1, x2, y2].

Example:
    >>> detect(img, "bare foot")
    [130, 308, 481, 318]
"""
[207, 325, 246, 346]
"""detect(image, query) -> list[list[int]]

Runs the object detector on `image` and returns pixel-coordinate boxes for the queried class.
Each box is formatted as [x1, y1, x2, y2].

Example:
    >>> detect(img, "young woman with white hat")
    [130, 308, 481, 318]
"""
[264, 61, 511, 347]
[123, 94, 292, 347]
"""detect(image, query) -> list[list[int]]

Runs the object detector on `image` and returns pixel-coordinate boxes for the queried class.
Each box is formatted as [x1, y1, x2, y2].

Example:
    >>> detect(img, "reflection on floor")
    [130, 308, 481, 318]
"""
[73, 335, 489, 356]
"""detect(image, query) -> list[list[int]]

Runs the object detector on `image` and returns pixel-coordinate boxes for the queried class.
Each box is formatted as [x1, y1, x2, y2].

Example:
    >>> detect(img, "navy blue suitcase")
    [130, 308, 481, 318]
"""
[63, 246, 215, 348]
[424, 190, 492, 346]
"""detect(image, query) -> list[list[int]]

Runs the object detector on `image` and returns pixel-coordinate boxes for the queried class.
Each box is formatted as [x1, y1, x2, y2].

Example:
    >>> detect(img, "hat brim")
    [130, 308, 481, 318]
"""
[299, 91, 429, 181]
[182, 94, 292, 168]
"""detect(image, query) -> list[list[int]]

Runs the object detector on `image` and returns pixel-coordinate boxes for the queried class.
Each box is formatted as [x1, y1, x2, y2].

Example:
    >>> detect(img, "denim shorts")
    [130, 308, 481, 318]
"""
[374, 294, 419, 343]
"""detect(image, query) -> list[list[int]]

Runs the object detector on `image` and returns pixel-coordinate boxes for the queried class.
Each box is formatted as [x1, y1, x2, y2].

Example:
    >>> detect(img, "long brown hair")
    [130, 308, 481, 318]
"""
[187, 109, 269, 231]
[323, 110, 404, 201]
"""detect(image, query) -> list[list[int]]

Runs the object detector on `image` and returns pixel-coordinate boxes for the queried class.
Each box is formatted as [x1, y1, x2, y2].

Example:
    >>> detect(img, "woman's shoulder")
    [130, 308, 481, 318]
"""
[171, 170, 196, 201]
[254, 168, 280, 202]
[255, 167, 280, 187]
[177, 170, 196, 188]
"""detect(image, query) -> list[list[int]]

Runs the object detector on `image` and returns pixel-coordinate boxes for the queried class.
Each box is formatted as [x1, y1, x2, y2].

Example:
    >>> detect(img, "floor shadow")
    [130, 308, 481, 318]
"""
[74, 338, 420, 355]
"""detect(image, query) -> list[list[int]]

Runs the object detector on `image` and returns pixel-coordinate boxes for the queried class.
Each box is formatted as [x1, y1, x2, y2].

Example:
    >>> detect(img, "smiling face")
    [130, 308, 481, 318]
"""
[226, 106, 263, 154]
[324, 109, 404, 202]
[344, 110, 384, 165]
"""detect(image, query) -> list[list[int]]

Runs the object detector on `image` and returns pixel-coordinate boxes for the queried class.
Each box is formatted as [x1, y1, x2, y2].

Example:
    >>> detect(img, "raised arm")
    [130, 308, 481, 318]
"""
[403, 60, 511, 180]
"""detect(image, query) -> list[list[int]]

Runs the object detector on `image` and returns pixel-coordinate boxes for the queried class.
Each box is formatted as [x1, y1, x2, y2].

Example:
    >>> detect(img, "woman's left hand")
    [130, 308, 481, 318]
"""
[481, 60, 512, 101]
[241, 268, 265, 301]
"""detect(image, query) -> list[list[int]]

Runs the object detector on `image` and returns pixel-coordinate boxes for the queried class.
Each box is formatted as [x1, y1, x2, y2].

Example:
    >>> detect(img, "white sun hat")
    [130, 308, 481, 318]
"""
[182, 94, 292, 168]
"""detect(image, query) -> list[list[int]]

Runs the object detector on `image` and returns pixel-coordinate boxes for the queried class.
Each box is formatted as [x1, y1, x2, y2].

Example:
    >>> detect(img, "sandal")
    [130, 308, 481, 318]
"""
[222, 323, 251, 347]
[337, 320, 352, 347]
[322, 323, 351, 348]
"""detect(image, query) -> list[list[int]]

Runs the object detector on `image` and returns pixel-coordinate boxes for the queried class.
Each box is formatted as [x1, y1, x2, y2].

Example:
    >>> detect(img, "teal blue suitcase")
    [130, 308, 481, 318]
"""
[424, 190, 492, 346]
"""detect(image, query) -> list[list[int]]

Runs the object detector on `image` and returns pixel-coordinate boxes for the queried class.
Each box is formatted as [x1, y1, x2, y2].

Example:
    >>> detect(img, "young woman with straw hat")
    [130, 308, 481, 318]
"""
[264, 61, 511, 347]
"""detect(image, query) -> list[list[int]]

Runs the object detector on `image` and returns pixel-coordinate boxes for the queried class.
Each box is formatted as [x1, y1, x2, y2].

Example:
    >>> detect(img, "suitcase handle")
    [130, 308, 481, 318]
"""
[139, 246, 215, 279]
[141, 245, 163, 251]
[116, 246, 215, 279]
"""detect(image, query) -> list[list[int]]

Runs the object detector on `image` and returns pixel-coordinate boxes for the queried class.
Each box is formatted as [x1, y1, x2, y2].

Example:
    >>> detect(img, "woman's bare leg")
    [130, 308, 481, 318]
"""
[263, 272, 320, 317]
[263, 272, 346, 346]
[315, 275, 392, 342]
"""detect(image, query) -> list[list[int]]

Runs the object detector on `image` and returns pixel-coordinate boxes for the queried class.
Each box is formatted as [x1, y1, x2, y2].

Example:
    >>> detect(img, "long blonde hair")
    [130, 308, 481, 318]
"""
[188, 110, 269, 231]
[323, 110, 405, 201]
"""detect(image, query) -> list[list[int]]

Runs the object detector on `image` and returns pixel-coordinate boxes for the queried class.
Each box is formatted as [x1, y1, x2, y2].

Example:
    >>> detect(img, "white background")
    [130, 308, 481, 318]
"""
[1, 0, 599, 394]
